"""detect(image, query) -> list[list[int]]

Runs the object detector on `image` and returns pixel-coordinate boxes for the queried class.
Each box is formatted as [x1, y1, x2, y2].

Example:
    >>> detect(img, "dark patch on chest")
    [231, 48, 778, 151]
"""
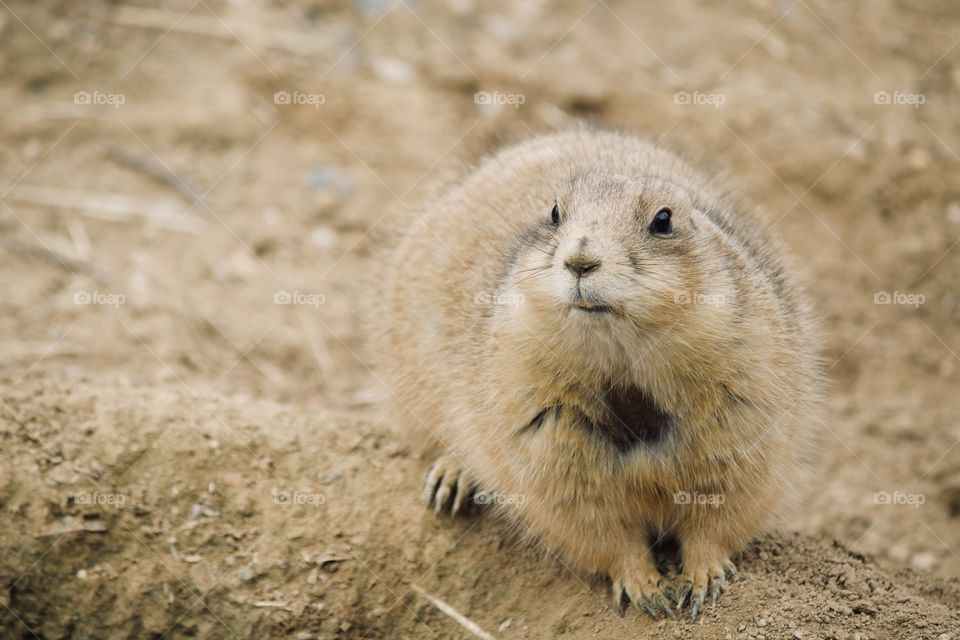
[581, 386, 675, 453]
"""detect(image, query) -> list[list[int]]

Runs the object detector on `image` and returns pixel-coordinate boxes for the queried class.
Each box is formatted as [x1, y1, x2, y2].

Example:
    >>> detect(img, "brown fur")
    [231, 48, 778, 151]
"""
[374, 127, 823, 618]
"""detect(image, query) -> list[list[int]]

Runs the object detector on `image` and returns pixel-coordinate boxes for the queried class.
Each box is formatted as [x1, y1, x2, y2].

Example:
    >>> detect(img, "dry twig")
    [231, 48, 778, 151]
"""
[410, 583, 496, 640]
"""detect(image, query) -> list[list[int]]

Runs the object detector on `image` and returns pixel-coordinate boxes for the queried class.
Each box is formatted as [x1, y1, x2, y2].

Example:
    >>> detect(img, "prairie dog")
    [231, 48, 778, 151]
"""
[377, 128, 823, 619]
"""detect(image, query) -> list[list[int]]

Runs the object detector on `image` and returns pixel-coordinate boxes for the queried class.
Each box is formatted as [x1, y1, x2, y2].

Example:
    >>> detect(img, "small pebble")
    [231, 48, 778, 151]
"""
[911, 552, 935, 571]
[308, 166, 353, 198]
[309, 227, 338, 250]
[238, 567, 254, 581]
[371, 56, 414, 84]
[320, 470, 344, 485]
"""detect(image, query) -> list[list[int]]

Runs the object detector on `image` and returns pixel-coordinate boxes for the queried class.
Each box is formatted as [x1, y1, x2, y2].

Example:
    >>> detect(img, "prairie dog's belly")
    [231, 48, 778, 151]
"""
[469, 382, 685, 499]
[484, 408, 676, 519]
[477, 411, 678, 571]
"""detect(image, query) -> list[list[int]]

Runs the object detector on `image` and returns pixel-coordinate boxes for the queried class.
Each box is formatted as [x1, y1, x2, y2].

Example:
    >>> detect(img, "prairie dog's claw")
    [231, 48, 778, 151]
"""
[422, 456, 475, 516]
[689, 580, 707, 620]
[613, 558, 671, 619]
[673, 578, 692, 609]
[723, 560, 739, 581]
[680, 557, 736, 620]
[651, 590, 676, 619]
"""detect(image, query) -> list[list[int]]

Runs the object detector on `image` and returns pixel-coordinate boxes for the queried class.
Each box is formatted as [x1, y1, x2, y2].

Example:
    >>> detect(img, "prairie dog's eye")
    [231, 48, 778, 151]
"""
[650, 207, 672, 234]
[551, 203, 560, 225]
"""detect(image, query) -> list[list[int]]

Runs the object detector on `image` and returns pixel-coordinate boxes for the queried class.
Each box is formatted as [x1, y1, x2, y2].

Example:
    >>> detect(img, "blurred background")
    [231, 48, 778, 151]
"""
[1, 0, 959, 637]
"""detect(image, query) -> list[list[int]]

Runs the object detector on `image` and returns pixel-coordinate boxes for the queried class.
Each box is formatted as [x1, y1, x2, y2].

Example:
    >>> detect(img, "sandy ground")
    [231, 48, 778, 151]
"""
[1, 0, 959, 638]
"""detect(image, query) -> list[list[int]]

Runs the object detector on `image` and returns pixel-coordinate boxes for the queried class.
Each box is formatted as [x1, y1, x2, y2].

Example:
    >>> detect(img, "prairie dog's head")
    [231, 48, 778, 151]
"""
[498, 171, 738, 374]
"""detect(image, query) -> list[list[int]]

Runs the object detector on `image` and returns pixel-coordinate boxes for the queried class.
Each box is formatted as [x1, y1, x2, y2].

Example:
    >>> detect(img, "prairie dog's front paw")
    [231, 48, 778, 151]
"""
[422, 455, 475, 515]
[612, 555, 675, 619]
[675, 556, 738, 620]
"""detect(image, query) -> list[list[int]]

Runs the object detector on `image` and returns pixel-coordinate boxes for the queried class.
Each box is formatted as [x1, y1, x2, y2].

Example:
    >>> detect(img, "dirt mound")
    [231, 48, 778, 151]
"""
[2, 381, 957, 639]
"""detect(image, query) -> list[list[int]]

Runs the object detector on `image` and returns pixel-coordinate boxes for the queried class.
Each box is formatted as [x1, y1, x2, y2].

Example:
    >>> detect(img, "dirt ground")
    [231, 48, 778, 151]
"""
[1, 0, 959, 638]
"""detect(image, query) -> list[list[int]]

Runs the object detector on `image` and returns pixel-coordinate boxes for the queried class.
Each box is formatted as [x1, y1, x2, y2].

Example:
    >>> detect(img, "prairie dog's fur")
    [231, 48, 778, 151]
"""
[376, 128, 823, 618]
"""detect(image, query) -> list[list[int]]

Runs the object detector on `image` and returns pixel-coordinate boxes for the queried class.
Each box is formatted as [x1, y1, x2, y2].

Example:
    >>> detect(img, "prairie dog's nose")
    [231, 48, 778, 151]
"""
[564, 253, 601, 277]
